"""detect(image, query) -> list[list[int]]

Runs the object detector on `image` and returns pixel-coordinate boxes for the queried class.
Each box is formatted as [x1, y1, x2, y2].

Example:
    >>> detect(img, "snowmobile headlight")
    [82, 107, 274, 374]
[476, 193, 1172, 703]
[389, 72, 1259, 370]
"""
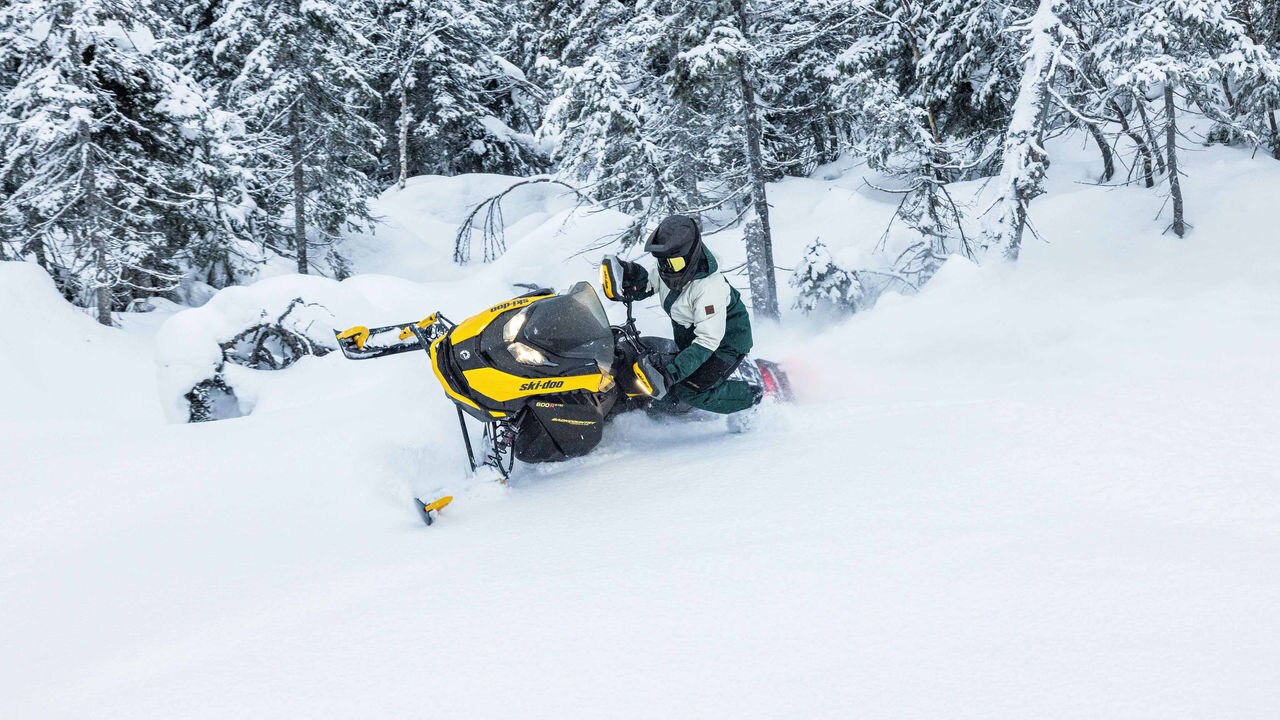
[503, 310, 527, 343]
[508, 341, 550, 366]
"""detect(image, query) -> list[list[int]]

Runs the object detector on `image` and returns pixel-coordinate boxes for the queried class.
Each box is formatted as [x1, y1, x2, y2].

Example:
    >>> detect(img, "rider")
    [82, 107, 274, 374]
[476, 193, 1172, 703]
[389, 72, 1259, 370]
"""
[601, 214, 761, 415]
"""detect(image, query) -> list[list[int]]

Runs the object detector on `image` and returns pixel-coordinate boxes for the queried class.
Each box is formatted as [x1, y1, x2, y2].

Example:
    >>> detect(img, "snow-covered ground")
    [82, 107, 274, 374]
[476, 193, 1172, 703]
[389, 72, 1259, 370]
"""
[2, 141, 1278, 718]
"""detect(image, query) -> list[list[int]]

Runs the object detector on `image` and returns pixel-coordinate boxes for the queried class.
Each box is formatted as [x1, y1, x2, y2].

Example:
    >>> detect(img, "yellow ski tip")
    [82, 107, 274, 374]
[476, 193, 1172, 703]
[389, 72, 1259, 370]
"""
[422, 496, 453, 513]
[336, 325, 370, 350]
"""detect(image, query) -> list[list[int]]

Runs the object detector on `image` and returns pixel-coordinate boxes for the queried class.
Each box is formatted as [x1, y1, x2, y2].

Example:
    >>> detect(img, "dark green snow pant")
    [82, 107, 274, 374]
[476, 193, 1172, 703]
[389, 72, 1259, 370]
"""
[665, 349, 761, 415]
[669, 378, 759, 414]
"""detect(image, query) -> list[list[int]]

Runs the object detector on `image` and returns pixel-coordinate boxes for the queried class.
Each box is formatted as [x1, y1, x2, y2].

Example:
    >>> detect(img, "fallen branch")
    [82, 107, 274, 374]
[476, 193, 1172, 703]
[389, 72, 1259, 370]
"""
[454, 178, 596, 264]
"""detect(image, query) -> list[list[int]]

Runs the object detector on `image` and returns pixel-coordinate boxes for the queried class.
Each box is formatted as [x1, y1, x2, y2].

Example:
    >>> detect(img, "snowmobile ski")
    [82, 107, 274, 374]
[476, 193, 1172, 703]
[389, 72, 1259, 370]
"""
[415, 495, 454, 526]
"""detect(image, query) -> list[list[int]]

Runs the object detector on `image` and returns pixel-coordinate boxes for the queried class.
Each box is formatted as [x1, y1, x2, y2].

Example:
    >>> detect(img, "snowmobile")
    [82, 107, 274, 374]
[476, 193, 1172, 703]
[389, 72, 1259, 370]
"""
[333, 277, 791, 482]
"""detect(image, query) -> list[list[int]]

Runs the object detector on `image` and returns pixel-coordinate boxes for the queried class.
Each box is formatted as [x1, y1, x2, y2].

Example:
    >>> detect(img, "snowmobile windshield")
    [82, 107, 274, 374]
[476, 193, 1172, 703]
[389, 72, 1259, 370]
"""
[519, 282, 613, 374]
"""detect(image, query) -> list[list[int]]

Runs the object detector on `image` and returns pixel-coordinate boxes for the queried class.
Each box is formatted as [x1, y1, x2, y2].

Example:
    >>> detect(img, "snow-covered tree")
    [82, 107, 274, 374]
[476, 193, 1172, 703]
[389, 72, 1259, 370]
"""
[0, 0, 227, 323]
[833, 0, 1012, 276]
[983, 0, 1073, 260]
[371, 0, 544, 184]
[542, 55, 659, 217]
[1215, 1, 1280, 159]
[210, 0, 382, 275]
[1095, 0, 1279, 237]
[752, 0, 858, 173]
[791, 238, 863, 315]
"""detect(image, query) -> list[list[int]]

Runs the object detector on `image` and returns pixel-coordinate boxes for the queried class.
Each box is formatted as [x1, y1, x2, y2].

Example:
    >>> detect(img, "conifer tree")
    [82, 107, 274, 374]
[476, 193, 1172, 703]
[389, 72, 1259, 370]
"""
[372, 0, 543, 184]
[542, 55, 658, 216]
[791, 238, 863, 315]
[1097, 0, 1278, 237]
[0, 0, 223, 323]
[211, 0, 382, 275]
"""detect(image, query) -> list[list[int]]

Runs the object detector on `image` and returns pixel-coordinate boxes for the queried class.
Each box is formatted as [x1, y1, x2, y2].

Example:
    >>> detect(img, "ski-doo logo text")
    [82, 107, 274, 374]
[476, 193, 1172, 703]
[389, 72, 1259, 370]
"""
[488, 296, 541, 314]
[520, 380, 565, 391]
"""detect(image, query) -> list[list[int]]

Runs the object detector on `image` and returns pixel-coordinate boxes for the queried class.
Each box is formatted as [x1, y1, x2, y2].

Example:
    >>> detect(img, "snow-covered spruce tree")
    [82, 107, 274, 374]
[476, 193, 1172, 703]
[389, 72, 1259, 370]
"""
[916, 0, 1028, 165]
[1219, 1, 1280, 160]
[0, 0, 224, 324]
[210, 0, 381, 275]
[533, 2, 721, 247]
[154, 0, 281, 291]
[175, 104, 269, 293]
[983, 0, 1073, 261]
[621, 0, 732, 219]
[370, 0, 543, 185]
[541, 55, 661, 217]
[512, 0, 634, 88]
[790, 237, 863, 316]
[833, 0, 1012, 281]
[751, 0, 860, 174]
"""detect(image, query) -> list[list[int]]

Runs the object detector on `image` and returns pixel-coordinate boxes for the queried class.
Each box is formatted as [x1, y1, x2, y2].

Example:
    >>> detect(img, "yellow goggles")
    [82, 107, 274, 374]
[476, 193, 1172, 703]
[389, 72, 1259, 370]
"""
[659, 256, 687, 272]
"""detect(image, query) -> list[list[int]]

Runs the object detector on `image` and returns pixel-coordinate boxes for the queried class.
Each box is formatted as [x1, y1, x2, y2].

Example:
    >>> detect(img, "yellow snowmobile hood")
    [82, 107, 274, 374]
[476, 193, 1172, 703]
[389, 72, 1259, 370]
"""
[429, 288, 614, 420]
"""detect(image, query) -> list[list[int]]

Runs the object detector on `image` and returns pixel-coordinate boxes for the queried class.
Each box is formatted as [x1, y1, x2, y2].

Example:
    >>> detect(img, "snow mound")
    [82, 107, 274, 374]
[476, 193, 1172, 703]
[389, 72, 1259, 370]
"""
[344, 174, 632, 284]
[153, 274, 437, 422]
[0, 261, 163, 424]
[6, 142, 1280, 719]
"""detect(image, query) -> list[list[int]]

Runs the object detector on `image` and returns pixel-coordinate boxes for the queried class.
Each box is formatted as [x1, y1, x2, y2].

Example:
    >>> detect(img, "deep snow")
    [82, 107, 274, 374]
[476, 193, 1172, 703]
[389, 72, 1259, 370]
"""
[2, 139, 1278, 718]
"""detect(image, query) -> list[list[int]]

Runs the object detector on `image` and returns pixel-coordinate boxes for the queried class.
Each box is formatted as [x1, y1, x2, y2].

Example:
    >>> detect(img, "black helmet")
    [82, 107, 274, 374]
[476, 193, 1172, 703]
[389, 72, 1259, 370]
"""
[646, 215, 704, 291]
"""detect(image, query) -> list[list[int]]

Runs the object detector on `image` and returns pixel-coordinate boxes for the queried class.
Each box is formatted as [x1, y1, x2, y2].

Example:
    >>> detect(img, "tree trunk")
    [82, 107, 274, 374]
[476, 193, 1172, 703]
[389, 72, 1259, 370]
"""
[826, 117, 840, 163]
[983, 0, 1062, 262]
[1220, 77, 1237, 112]
[1136, 97, 1167, 175]
[95, 281, 112, 326]
[24, 237, 48, 269]
[1269, 111, 1280, 161]
[731, 0, 779, 321]
[1109, 99, 1155, 187]
[811, 119, 827, 172]
[398, 77, 410, 190]
[75, 116, 113, 326]
[289, 101, 308, 274]
[1083, 117, 1115, 182]
[896, 0, 943, 146]
[1164, 83, 1186, 237]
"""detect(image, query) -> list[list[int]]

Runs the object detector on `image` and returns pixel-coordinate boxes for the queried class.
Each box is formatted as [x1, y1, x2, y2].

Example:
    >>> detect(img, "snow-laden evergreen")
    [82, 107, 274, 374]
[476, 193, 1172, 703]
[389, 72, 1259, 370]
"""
[0, 0, 236, 323]
[209, 0, 384, 276]
[790, 237, 863, 315]
[371, 0, 542, 183]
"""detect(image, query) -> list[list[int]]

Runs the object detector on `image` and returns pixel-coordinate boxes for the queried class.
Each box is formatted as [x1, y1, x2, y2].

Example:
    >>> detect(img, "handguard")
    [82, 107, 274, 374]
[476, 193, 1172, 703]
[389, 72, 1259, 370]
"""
[599, 255, 627, 302]
[633, 353, 672, 400]
[600, 254, 650, 303]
